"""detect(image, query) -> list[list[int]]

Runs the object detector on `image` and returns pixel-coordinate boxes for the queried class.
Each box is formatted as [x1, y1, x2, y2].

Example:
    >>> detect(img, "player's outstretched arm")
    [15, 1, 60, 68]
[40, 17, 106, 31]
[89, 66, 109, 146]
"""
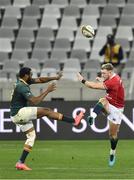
[77, 72, 105, 90]
[32, 71, 63, 84]
[28, 82, 56, 105]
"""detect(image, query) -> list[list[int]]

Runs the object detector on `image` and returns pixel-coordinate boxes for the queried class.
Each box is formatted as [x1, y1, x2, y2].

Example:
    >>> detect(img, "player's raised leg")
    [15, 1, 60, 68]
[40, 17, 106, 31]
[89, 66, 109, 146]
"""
[37, 107, 85, 126]
[87, 98, 109, 125]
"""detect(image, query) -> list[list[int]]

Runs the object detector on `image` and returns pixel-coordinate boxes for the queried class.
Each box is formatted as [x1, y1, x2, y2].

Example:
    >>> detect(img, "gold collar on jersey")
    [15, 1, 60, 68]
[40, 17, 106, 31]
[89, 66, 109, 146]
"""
[19, 78, 29, 85]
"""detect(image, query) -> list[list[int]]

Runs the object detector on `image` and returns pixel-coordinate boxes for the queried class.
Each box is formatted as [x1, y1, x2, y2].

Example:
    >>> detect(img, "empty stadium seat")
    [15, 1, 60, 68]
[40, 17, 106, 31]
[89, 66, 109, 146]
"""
[31, 49, 48, 61]
[0, 28, 14, 42]
[119, 15, 134, 28]
[51, 49, 67, 60]
[14, 39, 32, 52]
[127, 0, 134, 4]
[0, 52, 8, 64]
[12, 49, 28, 61]
[0, 39, 12, 52]
[128, 50, 134, 61]
[34, 38, 51, 52]
[73, 38, 91, 52]
[40, 67, 57, 77]
[82, 5, 100, 19]
[63, 5, 80, 19]
[32, 0, 50, 9]
[99, 16, 116, 29]
[13, 0, 31, 8]
[43, 59, 60, 70]
[51, 0, 68, 9]
[90, 49, 101, 61]
[102, 5, 120, 18]
[115, 26, 133, 41]
[37, 27, 55, 42]
[71, 49, 87, 63]
[82, 60, 100, 80]
[43, 5, 61, 19]
[90, 0, 107, 7]
[95, 26, 112, 38]
[23, 5, 41, 19]
[53, 38, 71, 52]
[69, 0, 87, 9]
[122, 4, 134, 16]
[3, 59, 20, 73]
[60, 17, 78, 31]
[108, 0, 125, 7]
[0, 0, 11, 9]
[1, 17, 19, 30]
[56, 28, 74, 42]
[21, 17, 38, 30]
[63, 58, 81, 81]
[4, 6, 21, 19]
[17, 28, 35, 42]
[41, 16, 58, 30]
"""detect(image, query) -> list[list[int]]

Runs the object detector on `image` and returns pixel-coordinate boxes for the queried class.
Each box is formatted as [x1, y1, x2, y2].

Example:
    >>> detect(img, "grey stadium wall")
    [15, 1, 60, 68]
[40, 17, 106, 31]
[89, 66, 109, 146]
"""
[0, 101, 134, 140]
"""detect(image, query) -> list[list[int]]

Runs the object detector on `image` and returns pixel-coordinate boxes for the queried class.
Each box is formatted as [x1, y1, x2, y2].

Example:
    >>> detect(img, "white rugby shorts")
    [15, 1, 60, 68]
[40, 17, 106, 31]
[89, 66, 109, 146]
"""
[11, 107, 37, 132]
[107, 103, 124, 125]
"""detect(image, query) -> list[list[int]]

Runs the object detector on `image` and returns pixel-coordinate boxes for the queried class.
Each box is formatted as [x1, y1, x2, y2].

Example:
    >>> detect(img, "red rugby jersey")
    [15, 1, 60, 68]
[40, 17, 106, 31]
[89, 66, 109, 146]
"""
[103, 74, 125, 108]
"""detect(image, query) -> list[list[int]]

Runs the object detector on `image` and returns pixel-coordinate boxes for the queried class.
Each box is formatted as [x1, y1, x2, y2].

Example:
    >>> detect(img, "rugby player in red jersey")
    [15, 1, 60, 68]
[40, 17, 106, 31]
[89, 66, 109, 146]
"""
[77, 63, 125, 167]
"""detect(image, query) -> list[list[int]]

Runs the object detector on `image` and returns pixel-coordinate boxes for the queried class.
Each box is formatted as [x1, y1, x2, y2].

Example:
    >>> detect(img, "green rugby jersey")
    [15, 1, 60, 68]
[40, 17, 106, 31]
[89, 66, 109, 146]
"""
[10, 79, 33, 116]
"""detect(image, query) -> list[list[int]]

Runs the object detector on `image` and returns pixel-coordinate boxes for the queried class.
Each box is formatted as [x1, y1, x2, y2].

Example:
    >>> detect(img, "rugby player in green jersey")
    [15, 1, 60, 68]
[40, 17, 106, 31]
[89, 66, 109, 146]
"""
[10, 67, 84, 170]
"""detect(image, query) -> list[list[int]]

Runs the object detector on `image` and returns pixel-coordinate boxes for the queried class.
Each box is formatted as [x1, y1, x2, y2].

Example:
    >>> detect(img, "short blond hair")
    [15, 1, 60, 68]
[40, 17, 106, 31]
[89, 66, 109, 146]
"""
[101, 63, 114, 71]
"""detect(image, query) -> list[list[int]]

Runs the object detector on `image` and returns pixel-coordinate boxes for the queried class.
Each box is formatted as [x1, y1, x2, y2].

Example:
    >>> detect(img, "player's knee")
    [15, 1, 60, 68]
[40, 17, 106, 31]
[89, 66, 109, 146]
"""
[25, 130, 36, 147]
[43, 108, 53, 118]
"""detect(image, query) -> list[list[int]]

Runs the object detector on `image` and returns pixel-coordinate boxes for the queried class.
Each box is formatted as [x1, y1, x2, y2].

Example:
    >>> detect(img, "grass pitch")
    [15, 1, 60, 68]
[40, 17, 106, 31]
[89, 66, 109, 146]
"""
[0, 140, 134, 179]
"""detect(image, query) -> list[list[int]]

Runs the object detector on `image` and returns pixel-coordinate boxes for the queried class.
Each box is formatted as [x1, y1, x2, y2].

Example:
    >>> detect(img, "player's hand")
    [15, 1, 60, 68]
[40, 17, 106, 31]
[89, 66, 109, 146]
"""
[46, 82, 56, 93]
[77, 72, 84, 82]
[56, 71, 63, 80]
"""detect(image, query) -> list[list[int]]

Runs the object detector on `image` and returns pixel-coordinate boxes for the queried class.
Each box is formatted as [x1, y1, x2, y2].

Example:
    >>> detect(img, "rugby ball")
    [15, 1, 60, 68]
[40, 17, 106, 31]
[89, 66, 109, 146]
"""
[81, 25, 95, 38]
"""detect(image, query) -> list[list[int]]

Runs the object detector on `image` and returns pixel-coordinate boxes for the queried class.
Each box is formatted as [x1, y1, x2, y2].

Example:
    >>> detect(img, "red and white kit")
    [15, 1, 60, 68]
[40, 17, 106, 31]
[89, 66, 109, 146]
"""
[103, 74, 125, 124]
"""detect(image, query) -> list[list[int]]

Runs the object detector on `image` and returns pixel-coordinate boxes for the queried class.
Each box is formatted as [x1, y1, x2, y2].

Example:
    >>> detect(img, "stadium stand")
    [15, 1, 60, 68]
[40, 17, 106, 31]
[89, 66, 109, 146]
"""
[4, 6, 21, 19]
[37, 27, 55, 42]
[0, 0, 134, 101]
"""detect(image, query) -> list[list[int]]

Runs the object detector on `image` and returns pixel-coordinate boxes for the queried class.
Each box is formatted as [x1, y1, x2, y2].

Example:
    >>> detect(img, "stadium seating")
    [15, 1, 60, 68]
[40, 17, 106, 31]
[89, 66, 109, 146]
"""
[60, 17, 77, 31]
[51, 0, 68, 9]
[4, 6, 21, 19]
[82, 5, 100, 19]
[17, 28, 35, 42]
[34, 38, 51, 52]
[70, 0, 87, 9]
[90, 0, 107, 7]
[41, 16, 59, 30]
[13, 0, 30, 8]
[0, 28, 14, 42]
[12, 49, 28, 60]
[0, 0, 11, 9]
[101, 5, 120, 18]
[56, 27, 74, 42]
[43, 5, 61, 19]
[1, 17, 19, 30]
[0, 0, 134, 101]
[32, 0, 50, 9]
[108, 0, 125, 7]
[31, 49, 48, 61]
[23, 5, 41, 19]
